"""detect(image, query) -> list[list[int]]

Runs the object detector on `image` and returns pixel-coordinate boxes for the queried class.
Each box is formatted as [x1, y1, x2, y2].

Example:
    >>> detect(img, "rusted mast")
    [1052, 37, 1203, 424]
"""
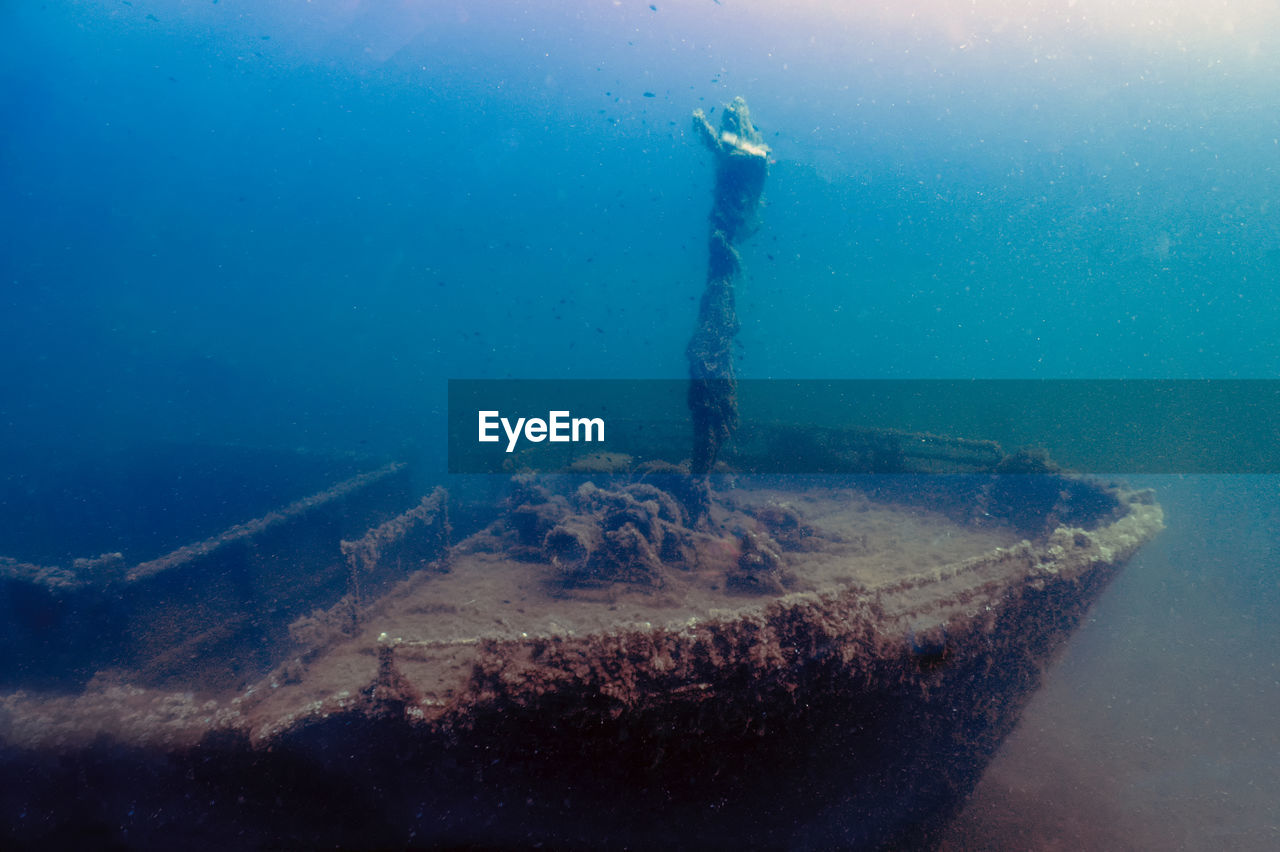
[686, 97, 769, 517]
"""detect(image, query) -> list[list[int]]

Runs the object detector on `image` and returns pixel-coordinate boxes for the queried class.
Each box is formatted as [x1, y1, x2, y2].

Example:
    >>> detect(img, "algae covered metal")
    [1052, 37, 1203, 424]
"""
[686, 97, 770, 484]
[0, 450, 1161, 849]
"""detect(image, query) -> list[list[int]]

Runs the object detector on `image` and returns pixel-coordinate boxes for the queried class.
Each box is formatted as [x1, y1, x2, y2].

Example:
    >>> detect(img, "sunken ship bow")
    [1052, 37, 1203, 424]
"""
[0, 446, 1162, 850]
[3, 98, 1163, 849]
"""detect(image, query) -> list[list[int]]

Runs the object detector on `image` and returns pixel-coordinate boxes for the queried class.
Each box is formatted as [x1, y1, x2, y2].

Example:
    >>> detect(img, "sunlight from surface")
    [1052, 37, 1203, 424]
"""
[805, 0, 1280, 57]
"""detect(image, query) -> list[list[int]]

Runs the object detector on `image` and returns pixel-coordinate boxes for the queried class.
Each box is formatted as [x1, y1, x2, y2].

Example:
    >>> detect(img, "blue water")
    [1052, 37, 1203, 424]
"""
[2, 1, 1278, 847]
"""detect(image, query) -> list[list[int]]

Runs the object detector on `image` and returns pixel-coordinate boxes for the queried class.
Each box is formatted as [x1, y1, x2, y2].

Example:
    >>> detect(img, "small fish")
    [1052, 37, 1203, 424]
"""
[643, 91, 656, 98]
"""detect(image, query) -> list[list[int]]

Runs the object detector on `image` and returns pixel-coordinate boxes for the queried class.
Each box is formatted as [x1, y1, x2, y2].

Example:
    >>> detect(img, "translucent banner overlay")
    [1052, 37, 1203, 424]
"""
[448, 379, 1280, 474]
